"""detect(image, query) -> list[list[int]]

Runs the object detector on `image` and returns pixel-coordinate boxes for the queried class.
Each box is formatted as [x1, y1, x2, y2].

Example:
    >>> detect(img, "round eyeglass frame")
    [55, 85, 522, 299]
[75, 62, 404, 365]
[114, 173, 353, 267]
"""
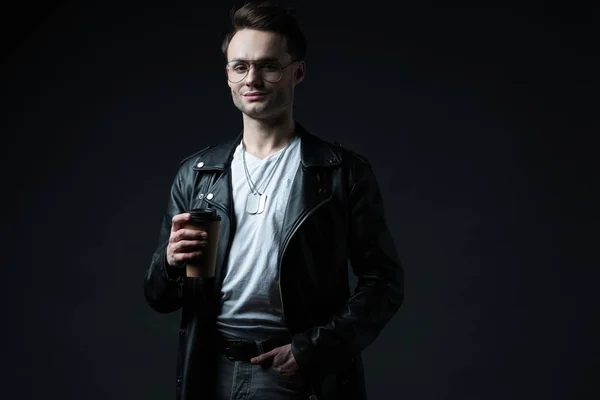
[225, 59, 299, 83]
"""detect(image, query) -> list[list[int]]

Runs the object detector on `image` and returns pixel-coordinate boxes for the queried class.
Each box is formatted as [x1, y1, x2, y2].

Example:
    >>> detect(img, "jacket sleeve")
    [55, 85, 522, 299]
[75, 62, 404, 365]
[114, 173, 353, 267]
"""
[291, 156, 404, 373]
[143, 167, 189, 314]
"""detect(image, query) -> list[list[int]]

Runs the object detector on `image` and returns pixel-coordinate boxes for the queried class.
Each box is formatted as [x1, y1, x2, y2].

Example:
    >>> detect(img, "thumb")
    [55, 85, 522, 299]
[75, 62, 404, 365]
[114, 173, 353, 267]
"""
[171, 213, 191, 233]
[251, 348, 276, 364]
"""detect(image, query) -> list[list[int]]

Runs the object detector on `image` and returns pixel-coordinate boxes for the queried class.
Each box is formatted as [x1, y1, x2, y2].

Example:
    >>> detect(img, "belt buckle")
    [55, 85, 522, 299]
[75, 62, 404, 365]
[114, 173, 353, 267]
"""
[225, 339, 245, 349]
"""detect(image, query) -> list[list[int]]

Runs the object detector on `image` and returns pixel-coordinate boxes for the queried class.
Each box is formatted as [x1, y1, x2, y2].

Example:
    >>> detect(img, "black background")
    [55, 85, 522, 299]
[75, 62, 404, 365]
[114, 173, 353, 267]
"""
[2, 1, 597, 399]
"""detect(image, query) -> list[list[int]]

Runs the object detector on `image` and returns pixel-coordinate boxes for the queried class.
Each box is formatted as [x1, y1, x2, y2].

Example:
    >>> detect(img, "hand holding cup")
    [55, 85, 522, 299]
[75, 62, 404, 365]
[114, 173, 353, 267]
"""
[167, 209, 221, 278]
[167, 213, 208, 268]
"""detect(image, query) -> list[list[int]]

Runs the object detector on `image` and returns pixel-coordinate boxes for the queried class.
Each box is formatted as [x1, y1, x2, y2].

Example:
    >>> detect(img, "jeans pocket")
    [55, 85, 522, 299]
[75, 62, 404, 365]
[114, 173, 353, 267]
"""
[271, 366, 307, 387]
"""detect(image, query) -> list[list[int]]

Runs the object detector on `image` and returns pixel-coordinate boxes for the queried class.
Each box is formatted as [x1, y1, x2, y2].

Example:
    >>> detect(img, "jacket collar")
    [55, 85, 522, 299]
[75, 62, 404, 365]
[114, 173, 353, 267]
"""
[192, 121, 341, 172]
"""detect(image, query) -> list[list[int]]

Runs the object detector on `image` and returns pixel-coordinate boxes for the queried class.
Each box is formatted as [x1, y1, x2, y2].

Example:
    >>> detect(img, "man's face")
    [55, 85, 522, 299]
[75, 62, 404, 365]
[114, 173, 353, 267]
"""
[226, 29, 304, 120]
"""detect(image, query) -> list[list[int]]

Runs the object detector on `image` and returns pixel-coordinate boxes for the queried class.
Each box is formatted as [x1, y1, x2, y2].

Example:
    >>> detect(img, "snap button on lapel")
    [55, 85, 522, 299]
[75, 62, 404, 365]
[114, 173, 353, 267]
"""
[206, 193, 214, 200]
[197, 162, 204, 168]
[198, 193, 204, 199]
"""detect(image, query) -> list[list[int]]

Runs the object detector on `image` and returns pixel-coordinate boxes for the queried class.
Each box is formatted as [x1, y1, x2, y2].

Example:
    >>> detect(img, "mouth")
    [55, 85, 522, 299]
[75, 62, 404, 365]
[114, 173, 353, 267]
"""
[243, 92, 268, 101]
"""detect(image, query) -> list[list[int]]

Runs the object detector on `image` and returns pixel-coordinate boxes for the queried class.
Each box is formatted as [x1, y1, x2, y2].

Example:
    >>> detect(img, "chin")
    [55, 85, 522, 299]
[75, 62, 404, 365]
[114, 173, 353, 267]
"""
[236, 99, 288, 121]
[241, 105, 274, 120]
[244, 111, 275, 121]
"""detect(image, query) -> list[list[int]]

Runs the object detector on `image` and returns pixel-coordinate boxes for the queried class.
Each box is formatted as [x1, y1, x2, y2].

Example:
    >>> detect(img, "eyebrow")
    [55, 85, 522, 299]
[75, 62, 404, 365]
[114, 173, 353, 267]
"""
[228, 57, 280, 63]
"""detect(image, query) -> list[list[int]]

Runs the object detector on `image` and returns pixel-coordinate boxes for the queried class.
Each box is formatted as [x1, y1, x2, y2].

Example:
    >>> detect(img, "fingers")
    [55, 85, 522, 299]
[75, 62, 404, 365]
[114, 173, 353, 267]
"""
[169, 228, 207, 244]
[273, 358, 299, 376]
[167, 237, 208, 265]
[251, 348, 276, 364]
[171, 213, 191, 233]
[168, 250, 204, 266]
[167, 213, 210, 267]
[172, 239, 208, 252]
[250, 347, 297, 376]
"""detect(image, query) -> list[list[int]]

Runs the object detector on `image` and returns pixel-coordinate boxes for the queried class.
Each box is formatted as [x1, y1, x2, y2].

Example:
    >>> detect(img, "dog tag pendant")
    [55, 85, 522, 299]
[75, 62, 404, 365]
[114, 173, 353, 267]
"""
[246, 192, 267, 214]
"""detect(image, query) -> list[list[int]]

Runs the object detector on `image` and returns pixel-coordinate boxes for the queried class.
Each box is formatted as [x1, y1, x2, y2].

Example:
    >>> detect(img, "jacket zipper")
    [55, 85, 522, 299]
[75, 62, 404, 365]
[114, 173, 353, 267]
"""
[278, 196, 330, 327]
[278, 196, 330, 400]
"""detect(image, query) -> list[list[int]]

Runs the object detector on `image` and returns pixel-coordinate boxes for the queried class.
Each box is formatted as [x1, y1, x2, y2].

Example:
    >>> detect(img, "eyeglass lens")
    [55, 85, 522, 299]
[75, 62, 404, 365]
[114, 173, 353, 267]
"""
[227, 61, 282, 83]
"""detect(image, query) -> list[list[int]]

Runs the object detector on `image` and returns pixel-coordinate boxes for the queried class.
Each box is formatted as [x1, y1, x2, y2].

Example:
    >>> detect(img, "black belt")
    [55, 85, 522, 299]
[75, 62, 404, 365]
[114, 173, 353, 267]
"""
[218, 334, 291, 362]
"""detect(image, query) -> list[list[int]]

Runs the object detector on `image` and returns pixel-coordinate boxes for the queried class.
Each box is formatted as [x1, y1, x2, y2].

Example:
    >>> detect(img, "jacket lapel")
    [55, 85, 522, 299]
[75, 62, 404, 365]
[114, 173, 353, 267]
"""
[190, 133, 240, 288]
[278, 123, 341, 255]
[192, 133, 241, 218]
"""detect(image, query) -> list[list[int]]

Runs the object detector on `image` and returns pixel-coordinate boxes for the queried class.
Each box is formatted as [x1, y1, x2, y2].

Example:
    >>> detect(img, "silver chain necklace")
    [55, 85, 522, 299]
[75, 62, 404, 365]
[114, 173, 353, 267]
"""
[242, 136, 297, 215]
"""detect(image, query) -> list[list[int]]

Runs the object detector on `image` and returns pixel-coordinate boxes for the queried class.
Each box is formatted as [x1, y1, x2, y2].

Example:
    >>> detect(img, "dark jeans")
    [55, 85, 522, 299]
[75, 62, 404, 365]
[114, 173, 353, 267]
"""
[213, 350, 312, 400]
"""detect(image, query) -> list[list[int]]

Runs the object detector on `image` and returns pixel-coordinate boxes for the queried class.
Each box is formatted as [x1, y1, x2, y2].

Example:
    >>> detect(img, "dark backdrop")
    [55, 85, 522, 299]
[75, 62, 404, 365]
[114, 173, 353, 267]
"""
[1, 1, 596, 399]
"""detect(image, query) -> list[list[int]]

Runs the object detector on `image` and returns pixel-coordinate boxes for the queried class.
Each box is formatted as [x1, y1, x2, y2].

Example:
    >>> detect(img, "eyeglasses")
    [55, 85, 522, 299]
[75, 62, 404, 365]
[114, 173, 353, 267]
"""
[225, 59, 298, 83]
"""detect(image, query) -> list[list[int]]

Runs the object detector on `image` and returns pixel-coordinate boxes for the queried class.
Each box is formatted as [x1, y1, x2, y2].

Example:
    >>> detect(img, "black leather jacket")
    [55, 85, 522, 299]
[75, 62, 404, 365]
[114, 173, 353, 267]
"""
[143, 122, 404, 400]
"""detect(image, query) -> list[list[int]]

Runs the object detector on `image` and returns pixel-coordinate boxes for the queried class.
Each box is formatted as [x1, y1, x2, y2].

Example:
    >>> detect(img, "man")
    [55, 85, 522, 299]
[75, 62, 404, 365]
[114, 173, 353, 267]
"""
[143, 2, 404, 399]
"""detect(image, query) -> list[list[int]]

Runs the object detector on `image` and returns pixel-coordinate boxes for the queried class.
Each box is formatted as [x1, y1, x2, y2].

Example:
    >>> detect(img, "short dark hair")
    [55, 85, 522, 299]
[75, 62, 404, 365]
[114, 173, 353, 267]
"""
[221, 1, 307, 61]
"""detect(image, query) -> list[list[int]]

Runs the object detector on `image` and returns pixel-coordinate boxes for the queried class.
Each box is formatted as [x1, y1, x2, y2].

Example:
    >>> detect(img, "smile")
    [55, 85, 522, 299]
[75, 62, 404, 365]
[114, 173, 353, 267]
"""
[243, 92, 268, 101]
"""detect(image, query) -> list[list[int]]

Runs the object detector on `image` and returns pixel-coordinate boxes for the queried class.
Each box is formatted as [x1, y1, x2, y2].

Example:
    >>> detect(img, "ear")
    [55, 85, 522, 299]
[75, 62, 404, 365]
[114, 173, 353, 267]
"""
[294, 61, 306, 85]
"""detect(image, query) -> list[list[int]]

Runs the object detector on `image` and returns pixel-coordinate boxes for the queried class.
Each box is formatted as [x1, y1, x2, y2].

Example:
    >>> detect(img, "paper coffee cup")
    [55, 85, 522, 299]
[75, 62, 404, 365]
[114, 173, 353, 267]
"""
[184, 208, 221, 278]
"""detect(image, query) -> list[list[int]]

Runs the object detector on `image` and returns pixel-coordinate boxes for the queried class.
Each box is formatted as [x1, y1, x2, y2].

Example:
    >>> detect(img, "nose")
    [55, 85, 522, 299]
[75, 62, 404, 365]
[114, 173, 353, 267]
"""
[245, 64, 263, 87]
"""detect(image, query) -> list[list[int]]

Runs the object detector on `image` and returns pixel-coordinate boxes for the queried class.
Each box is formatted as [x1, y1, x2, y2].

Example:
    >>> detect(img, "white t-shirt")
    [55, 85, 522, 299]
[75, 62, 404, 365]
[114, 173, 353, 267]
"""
[216, 135, 301, 340]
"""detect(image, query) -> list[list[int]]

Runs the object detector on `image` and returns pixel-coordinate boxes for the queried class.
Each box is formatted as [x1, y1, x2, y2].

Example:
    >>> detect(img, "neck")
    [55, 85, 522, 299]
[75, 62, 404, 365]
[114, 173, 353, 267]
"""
[241, 112, 296, 160]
